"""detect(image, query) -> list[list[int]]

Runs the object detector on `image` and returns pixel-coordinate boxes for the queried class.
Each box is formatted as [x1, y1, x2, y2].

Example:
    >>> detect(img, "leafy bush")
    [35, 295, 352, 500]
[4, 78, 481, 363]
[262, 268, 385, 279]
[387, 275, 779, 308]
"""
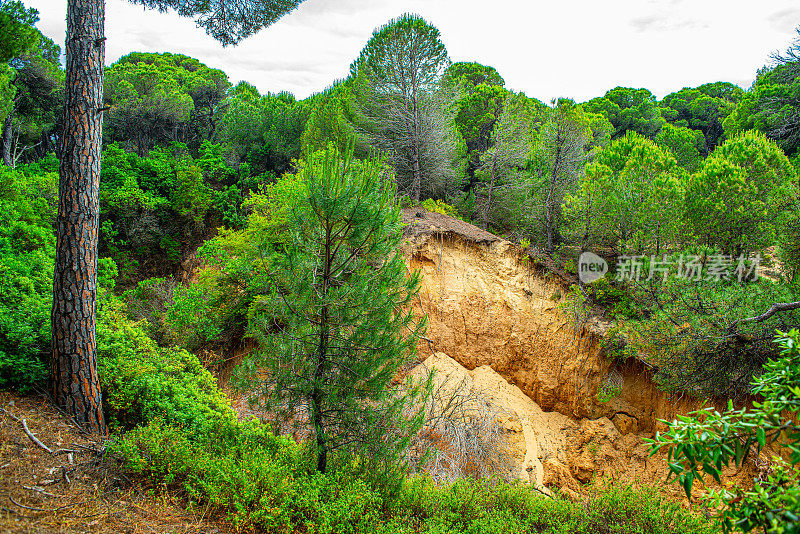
[0, 166, 57, 390]
[110, 421, 715, 534]
[620, 276, 800, 398]
[99, 141, 260, 281]
[157, 168, 310, 352]
[421, 198, 462, 219]
[778, 207, 800, 283]
[650, 330, 800, 533]
[97, 297, 236, 435]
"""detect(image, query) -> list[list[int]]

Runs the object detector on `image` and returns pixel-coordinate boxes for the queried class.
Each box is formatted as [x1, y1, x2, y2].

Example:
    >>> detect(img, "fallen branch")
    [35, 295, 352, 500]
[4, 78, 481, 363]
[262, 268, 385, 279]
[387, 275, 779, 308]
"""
[22, 486, 57, 498]
[8, 495, 90, 512]
[21, 419, 52, 454]
[739, 300, 800, 324]
[1, 505, 34, 518]
[72, 442, 103, 453]
[0, 406, 20, 422]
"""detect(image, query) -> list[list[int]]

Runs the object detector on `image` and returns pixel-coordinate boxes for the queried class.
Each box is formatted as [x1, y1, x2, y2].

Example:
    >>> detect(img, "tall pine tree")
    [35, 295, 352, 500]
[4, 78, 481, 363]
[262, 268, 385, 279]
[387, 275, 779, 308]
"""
[53, 0, 306, 432]
[245, 147, 428, 473]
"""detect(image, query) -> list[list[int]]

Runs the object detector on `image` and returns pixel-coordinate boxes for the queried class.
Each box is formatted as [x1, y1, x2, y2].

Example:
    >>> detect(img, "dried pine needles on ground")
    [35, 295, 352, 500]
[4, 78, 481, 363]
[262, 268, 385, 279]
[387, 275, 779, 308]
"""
[0, 390, 234, 534]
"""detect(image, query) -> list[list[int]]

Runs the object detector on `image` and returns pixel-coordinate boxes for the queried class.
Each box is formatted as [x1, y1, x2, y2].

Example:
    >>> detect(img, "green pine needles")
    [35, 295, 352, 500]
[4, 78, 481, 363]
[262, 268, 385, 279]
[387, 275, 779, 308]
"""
[245, 145, 428, 474]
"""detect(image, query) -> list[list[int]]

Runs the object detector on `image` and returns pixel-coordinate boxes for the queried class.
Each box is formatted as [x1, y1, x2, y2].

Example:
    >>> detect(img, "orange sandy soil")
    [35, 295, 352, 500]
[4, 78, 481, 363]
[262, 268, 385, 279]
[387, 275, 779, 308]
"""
[0, 390, 237, 534]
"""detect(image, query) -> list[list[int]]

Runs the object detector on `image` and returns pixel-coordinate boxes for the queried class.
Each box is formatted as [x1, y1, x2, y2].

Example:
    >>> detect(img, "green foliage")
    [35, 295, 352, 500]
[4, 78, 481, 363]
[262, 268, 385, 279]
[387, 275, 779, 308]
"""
[564, 131, 686, 254]
[559, 285, 591, 327]
[161, 168, 311, 352]
[660, 83, 743, 154]
[104, 59, 194, 154]
[686, 130, 797, 256]
[6, 33, 64, 165]
[394, 477, 713, 534]
[111, 418, 715, 534]
[171, 165, 213, 225]
[0, 62, 15, 124]
[127, 0, 307, 46]
[596, 381, 622, 404]
[0, 0, 39, 63]
[584, 87, 664, 139]
[97, 296, 236, 435]
[724, 39, 800, 157]
[216, 84, 311, 176]
[301, 82, 361, 156]
[516, 99, 611, 251]
[99, 141, 257, 280]
[586, 276, 637, 320]
[421, 198, 461, 219]
[243, 146, 428, 473]
[0, 164, 56, 389]
[620, 273, 800, 397]
[104, 52, 230, 154]
[473, 91, 538, 229]
[649, 330, 800, 533]
[655, 123, 704, 173]
[442, 62, 505, 90]
[779, 206, 800, 283]
[443, 64, 508, 188]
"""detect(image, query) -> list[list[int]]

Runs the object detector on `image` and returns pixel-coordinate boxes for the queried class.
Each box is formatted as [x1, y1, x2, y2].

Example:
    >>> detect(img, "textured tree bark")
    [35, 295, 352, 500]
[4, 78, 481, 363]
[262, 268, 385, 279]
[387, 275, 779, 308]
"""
[545, 131, 563, 256]
[2, 112, 13, 166]
[51, 0, 106, 434]
[483, 151, 497, 230]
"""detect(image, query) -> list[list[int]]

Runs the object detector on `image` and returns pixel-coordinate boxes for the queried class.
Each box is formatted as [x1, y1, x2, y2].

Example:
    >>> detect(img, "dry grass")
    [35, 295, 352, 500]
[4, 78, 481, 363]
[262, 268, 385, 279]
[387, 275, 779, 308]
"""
[0, 390, 236, 534]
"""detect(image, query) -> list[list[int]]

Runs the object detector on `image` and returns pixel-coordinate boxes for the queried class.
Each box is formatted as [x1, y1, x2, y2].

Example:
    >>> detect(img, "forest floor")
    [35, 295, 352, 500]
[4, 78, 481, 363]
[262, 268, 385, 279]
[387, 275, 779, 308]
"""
[0, 390, 235, 534]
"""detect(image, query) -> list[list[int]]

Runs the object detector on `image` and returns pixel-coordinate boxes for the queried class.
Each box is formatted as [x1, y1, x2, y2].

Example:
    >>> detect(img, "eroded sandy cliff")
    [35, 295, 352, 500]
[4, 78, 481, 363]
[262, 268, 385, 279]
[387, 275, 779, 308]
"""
[402, 208, 759, 496]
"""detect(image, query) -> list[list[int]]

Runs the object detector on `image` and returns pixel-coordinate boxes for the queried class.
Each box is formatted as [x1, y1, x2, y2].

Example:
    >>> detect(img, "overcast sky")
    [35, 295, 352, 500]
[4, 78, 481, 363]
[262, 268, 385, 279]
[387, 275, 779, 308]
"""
[29, 0, 800, 102]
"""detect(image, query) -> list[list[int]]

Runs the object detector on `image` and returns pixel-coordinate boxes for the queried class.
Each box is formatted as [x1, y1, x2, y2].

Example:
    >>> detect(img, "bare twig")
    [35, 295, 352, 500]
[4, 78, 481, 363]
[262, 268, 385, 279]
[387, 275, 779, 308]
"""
[1, 505, 34, 518]
[739, 301, 800, 325]
[21, 419, 53, 454]
[8, 495, 91, 512]
[22, 486, 57, 498]
[52, 448, 80, 456]
[0, 406, 20, 422]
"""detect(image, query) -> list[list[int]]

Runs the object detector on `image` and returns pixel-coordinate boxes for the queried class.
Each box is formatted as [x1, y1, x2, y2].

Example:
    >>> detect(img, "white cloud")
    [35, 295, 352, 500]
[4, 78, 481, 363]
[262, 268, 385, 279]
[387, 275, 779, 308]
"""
[28, 0, 800, 102]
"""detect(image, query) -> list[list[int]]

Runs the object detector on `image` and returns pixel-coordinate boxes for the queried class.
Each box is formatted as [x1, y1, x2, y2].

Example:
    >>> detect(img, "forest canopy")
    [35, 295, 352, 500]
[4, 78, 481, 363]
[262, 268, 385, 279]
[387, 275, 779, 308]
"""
[3, 4, 800, 533]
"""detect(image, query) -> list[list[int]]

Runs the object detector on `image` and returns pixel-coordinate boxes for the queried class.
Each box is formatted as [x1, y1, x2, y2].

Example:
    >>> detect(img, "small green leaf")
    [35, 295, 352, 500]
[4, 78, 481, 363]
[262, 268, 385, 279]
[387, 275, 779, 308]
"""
[682, 473, 693, 498]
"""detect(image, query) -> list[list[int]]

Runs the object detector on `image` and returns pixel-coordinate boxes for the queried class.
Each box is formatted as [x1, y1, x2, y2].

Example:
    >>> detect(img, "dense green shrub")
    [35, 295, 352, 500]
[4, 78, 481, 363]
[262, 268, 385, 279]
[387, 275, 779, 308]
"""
[110, 422, 715, 534]
[650, 330, 800, 533]
[0, 165, 57, 390]
[622, 275, 800, 398]
[778, 207, 800, 283]
[97, 297, 236, 435]
[421, 198, 462, 219]
[99, 141, 263, 281]
[154, 168, 309, 352]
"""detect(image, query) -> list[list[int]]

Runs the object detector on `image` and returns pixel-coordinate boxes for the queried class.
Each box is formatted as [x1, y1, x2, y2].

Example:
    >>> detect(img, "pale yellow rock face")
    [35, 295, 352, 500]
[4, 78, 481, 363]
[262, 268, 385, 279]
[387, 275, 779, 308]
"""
[412, 349, 757, 499]
[403, 229, 762, 495]
[404, 232, 705, 432]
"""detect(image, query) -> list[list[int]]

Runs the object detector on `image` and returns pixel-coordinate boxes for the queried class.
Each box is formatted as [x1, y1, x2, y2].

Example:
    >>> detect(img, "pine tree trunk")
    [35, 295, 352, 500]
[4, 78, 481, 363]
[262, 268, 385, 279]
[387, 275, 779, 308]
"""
[2, 112, 13, 167]
[483, 152, 497, 230]
[545, 133, 562, 256]
[312, 225, 332, 473]
[51, 0, 106, 434]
